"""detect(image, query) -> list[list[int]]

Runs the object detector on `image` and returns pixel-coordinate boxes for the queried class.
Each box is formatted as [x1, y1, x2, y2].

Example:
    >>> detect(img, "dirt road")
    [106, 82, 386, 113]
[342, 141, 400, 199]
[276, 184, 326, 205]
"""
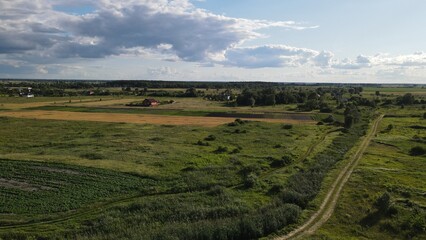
[276, 114, 384, 240]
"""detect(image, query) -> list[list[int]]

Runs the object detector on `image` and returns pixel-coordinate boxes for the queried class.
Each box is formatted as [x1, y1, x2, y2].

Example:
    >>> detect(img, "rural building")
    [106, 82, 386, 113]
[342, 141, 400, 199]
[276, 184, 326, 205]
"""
[142, 99, 159, 107]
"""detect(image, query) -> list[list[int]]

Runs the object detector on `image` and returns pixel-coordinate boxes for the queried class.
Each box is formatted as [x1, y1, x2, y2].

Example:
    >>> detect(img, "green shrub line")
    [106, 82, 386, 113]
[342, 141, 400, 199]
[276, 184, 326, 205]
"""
[279, 114, 370, 209]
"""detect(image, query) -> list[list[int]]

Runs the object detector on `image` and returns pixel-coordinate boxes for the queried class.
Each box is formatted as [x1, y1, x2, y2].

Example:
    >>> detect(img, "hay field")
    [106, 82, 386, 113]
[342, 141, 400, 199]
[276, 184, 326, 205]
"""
[0, 110, 315, 127]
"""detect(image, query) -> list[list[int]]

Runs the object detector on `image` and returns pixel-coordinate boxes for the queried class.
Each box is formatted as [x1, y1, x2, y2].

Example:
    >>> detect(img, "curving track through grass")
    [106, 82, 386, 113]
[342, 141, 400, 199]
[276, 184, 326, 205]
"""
[275, 114, 384, 240]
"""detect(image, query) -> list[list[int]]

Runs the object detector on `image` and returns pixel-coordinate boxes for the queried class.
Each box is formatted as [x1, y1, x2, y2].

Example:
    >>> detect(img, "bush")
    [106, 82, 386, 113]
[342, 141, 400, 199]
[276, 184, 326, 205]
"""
[228, 119, 248, 127]
[196, 140, 210, 146]
[270, 155, 293, 168]
[214, 146, 228, 154]
[282, 124, 293, 130]
[204, 135, 216, 141]
[231, 148, 240, 154]
[323, 115, 335, 123]
[279, 190, 309, 209]
[410, 146, 426, 156]
[374, 192, 391, 213]
[244, 173, 259, 188]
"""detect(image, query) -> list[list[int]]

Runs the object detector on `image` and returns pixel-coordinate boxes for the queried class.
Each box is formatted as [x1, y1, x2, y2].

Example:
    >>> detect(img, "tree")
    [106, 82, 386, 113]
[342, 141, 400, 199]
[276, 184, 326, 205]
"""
[374, 192, 391, 213]
[265, 94, 276, 106]
[249, 97, 256, 107]
[375, 91, 380, 96]
[344, 104, 361, 125]
[344, 115, 354, 128]
[399, 93, 415, 105]
[184, 87, 198, 97]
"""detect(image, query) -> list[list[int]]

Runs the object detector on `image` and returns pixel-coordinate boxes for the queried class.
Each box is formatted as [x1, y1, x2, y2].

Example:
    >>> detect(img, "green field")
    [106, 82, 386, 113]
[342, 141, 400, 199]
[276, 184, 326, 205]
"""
[0, 82, 425, 239]
[0, 160, 156, 215]
[0, 113, 341, 238]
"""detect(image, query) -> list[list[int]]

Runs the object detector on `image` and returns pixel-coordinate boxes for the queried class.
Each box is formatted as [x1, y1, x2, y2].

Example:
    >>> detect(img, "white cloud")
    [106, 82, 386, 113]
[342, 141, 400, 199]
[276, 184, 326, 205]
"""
[0, 0, 425, 83]
[331, 55, 372, 69]
[222, 45, 318, 68]
[312, 51, 334, 67]
[0, 0, 314, 64]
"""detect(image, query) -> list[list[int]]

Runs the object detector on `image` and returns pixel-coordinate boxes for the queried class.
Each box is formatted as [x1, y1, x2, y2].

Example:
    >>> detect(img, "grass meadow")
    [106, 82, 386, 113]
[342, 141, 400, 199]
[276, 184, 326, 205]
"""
[0, 110, 341, 239]
[0, 85, 424, 239]
[311, 107, 426, 240]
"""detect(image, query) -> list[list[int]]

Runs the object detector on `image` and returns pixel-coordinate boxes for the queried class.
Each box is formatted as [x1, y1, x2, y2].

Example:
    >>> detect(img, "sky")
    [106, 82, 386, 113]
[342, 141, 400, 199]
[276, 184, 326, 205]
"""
[0, 0, 425, 83]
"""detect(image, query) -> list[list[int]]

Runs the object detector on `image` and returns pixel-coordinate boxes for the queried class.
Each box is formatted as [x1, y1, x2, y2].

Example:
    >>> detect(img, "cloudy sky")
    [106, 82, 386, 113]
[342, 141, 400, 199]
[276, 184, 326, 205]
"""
[1, 0, 425, 83]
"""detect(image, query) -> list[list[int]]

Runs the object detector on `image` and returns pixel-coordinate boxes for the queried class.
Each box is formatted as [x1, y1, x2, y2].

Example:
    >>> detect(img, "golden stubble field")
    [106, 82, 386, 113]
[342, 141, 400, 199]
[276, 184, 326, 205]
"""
[0, 110, 316, 127]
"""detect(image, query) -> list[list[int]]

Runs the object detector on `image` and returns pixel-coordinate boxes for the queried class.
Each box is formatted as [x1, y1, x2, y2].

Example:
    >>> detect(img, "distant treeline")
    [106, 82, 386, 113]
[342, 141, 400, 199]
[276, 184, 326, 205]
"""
[2, 79, 423, 90]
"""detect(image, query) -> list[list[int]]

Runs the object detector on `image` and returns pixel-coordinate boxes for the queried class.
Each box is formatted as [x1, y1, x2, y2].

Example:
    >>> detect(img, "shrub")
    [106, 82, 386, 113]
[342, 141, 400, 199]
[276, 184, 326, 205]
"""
[410, 146, 426, 156]
[323, 115, 335, 123]
[228, 122, 239, 127]
[214, 146, 228, 154]
[270, 155, 293, 168]
[231, 148, 240, 154]
[196, 140, 209, 146]
[228, 119, 248, 127]
[282, 124, 293, 130]
[374, 192, 391, 213]
[235, 118, 246, 125]
[279, 190, 309, 209]
[244, 173, 259, 188]
[204, 135, 216, 141]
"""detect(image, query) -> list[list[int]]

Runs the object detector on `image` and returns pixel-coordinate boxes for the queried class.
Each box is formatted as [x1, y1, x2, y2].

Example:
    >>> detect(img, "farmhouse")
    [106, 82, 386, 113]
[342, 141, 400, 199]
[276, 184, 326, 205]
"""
[142, 99, 159, 107]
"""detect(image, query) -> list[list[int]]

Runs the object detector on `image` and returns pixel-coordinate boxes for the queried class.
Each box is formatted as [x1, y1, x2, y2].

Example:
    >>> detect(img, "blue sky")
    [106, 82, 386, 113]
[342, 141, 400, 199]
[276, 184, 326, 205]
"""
[0, 0, 425, 83]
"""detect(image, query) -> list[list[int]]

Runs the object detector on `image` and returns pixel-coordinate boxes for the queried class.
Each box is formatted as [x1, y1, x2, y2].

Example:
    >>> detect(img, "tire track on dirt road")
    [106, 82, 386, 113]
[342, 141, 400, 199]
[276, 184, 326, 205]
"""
[276, 114, 384, 240]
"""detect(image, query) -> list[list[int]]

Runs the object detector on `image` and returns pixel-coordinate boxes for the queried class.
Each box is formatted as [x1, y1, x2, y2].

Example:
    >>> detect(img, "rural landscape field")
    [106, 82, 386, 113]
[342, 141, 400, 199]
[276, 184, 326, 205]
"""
[1, 1, 426, 239]
[0, 80, 425, 239]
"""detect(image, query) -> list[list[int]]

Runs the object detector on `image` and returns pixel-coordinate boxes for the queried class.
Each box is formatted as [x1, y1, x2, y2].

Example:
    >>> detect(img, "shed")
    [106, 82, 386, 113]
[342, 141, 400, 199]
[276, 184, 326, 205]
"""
[142, 99, 159, 107]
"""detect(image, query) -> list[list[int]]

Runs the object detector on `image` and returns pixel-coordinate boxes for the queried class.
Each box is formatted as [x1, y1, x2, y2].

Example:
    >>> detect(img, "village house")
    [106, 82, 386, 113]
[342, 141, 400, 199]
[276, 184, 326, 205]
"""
[142, 99, 159, 107]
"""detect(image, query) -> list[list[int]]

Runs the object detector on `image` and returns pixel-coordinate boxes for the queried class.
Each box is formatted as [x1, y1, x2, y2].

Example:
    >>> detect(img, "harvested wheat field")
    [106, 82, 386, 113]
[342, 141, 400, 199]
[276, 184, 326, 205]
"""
[1, 97, 130, 110]
[0, 110, 315, 127]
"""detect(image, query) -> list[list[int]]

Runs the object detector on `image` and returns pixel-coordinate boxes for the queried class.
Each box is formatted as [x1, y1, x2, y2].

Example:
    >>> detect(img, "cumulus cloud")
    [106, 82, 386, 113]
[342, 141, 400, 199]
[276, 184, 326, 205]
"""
[331, 55, 372, 69]
[0, 0, 315, 65]
[222, 45, 318, 68]
[1, 0, 425, 82]
[312, 51, 334, 67]
[373, 52, 426, 67]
